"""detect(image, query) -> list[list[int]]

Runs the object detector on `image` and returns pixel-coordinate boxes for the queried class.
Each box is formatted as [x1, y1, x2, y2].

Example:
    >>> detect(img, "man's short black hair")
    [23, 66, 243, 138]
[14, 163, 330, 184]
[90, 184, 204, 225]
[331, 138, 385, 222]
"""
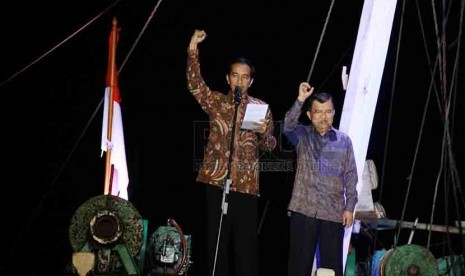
[228, 57, 256, 77]
[307, 92, 334, 111]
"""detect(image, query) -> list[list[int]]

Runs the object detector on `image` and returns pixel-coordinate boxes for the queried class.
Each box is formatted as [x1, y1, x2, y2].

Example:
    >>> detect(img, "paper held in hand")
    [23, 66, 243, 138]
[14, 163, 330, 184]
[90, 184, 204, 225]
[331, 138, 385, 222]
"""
[241, 103, 268, 130]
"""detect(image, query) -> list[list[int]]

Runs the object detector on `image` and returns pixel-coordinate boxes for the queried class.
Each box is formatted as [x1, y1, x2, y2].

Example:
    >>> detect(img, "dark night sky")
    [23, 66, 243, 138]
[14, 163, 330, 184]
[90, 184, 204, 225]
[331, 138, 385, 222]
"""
[0, 0, 463, 275]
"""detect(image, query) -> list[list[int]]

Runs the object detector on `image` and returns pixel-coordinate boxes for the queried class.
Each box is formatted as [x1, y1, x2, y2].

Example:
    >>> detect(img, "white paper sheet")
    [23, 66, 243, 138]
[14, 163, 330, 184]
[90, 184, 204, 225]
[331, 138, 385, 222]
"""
[241, 103, 268, 130]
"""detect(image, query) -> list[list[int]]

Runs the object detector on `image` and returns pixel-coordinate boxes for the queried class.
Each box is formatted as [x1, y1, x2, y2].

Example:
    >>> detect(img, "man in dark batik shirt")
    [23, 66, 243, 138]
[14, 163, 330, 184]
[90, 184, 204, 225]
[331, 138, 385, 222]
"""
[284, 82, 358, 276]
[187, 29, 276, 276]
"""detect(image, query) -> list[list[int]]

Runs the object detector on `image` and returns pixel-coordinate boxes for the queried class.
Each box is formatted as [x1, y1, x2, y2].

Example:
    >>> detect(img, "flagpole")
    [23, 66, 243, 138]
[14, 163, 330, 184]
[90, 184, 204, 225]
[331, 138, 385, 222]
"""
[104, 17, 118, 195]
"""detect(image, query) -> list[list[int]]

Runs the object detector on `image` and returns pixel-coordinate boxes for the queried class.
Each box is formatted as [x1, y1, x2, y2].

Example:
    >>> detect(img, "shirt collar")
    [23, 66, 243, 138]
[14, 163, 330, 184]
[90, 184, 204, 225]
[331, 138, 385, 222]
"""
[310, 125, 338, 141]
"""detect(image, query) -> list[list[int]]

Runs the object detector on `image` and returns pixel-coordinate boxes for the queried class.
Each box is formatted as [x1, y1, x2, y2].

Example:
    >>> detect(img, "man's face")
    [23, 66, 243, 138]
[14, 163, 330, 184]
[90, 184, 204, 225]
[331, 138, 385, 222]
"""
[307, 100, 335, 134]
[226, 63, 253, 93]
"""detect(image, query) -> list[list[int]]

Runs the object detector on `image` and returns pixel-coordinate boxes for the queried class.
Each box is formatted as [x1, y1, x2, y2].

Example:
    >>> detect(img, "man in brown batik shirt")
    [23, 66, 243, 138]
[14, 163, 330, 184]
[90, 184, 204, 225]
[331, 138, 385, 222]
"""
[187, 29, 277, 276]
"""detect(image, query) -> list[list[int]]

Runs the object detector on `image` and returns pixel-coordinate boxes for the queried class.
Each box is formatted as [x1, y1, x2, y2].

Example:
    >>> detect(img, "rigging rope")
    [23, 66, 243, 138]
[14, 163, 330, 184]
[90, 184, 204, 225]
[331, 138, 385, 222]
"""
[318, 45, 352, 90]
[435, 0, 465, 254]
[118, 0, 165, 74]
[408, 0, 464, 254]
[389, 0, 465, 253]
[0, 0, 124, 88]
[379, 0, 406, 249]
[306, 0, 336, 83]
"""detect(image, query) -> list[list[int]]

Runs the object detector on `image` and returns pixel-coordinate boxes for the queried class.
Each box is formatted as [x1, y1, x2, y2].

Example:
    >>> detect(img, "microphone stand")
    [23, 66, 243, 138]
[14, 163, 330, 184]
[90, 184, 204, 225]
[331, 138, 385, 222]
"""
[211, 86, 242, 276]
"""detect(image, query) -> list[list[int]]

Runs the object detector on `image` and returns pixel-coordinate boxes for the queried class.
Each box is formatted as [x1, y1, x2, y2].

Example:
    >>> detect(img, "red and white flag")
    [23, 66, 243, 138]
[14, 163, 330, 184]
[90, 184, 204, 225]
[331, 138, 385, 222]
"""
[101, 21, 129, 200]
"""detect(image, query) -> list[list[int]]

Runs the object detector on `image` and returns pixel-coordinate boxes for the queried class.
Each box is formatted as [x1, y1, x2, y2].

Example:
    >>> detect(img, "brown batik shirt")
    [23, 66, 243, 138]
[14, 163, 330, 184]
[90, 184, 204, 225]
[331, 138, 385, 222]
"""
[187, 49, 277, 196]
[283, 100, 358, 223]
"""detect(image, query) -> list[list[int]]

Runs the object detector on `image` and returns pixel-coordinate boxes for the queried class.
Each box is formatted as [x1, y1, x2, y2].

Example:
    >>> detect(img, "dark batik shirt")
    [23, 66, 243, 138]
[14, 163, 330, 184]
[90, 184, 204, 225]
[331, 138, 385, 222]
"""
[187, 49, 277, 196]
[283, 100, 358, 223]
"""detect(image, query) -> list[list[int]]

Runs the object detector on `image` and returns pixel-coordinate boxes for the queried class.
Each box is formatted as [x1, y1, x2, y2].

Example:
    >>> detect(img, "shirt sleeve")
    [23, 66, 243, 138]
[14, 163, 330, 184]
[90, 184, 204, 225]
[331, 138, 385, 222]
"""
[344, 137, 358, 212]
[186, 49, 215, 114]
[258, 108, 277, 151]
[283, 100, 304, 145]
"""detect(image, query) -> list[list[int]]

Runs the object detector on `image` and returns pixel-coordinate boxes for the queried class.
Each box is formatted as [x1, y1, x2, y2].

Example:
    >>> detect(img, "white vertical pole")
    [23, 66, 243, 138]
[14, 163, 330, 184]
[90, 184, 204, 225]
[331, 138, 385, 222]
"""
[338, 0, 398, 273]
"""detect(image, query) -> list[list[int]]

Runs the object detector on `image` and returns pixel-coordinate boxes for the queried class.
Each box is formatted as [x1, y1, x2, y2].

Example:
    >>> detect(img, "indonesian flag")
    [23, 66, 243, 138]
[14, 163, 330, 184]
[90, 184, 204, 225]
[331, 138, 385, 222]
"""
[101, 21, 129, 200]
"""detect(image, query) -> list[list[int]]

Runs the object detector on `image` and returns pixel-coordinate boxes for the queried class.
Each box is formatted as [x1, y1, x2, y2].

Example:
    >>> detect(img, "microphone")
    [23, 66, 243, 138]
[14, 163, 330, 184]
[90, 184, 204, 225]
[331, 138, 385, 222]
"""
[234, 86, 242, 104]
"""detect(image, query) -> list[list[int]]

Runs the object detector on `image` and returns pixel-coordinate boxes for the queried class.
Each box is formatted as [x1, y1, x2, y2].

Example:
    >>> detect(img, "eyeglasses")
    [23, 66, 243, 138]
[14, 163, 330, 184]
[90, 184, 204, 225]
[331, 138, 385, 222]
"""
[311, 109, 335, 116]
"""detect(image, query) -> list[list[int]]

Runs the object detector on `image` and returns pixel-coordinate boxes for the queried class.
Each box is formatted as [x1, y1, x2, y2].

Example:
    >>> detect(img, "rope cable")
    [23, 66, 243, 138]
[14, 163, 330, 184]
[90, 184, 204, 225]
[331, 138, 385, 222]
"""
[377, 0, 407, 248]
[431, 0, 446, 96]
[318, 45, 352, 91]
[0, 0, 124, 88]
[118, 0, 165, 74]
[414, 0, 443, 116]
[443, 0, 465, 254]
[378, 0, 408, 248]
[306, 0, 336, 83]
[412, 0, 446, 250]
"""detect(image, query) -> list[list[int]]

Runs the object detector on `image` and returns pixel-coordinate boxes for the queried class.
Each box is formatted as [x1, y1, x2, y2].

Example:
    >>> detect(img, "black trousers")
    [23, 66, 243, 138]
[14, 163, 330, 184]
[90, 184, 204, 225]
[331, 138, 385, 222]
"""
[205, 184, 258, 276]
[287, 212, 344, 276]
